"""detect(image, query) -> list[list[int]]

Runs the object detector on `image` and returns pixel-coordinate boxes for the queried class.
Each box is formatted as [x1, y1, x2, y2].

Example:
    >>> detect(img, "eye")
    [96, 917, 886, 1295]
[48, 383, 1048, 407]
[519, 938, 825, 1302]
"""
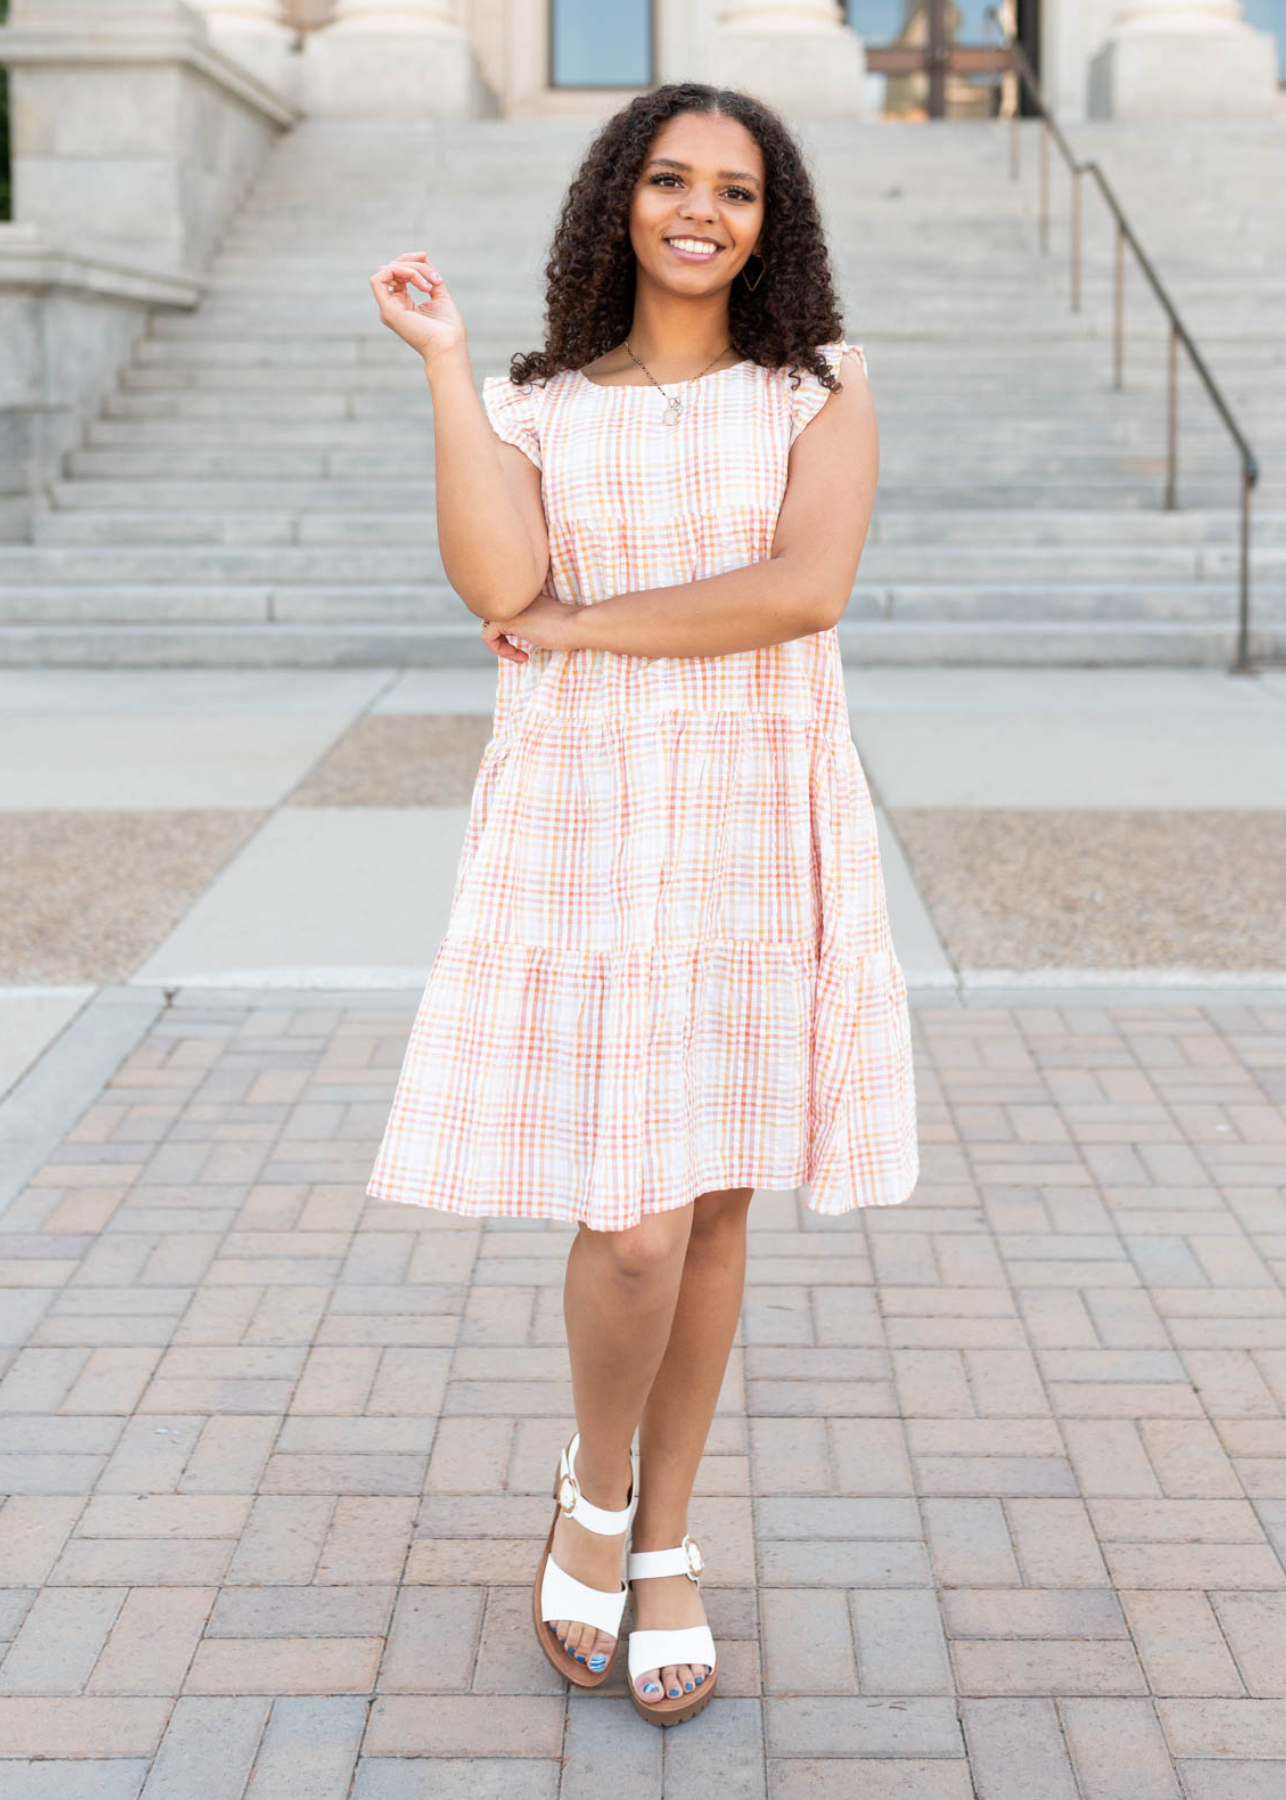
[647, 173, 756, 203]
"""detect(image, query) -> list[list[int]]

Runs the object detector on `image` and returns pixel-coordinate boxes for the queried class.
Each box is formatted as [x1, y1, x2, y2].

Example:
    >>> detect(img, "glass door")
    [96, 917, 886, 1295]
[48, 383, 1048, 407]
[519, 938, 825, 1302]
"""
[549, 0, 654, 89]
[848, 0, 1016, 119]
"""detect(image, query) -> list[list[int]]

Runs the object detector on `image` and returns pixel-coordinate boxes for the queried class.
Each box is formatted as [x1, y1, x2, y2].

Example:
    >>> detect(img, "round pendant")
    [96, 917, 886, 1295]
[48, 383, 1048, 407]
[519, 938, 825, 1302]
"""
[662, 397, 682, 426]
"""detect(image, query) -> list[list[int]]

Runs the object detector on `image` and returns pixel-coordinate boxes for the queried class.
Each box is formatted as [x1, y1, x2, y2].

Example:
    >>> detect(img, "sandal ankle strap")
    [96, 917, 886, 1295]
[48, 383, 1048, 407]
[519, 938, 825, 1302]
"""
[557, 1431, 638, 1537]
[627, 1534, 704, 1584]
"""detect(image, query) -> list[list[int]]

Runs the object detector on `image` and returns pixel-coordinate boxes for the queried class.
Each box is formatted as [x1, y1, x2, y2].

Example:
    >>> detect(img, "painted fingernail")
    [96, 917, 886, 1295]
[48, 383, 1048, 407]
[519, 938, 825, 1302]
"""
[588, 1654, 607, 1671]
[643, 1682, 661, 1695]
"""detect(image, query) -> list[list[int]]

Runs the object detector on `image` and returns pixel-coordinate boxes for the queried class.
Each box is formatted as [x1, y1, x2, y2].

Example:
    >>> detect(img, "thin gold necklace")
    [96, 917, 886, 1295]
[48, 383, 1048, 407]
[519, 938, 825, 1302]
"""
[624, 338, 734, 427]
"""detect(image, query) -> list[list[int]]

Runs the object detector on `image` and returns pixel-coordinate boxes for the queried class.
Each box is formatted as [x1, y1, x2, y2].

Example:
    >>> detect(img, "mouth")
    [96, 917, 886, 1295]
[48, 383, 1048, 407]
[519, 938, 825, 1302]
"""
[664, 236, 723, 262]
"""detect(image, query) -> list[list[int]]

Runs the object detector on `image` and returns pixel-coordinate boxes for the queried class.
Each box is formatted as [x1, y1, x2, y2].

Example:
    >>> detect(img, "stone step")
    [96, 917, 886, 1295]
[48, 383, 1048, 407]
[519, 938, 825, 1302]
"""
[0, 617, 1273, 670]
[55, 445, 1267, 482]
[1, 578, 1277, 628]
[74, 415, 1285, 455]
[31, 506, 1283, 546]
[8, 111, 1280, 669]
[38, 476, 1269, 512]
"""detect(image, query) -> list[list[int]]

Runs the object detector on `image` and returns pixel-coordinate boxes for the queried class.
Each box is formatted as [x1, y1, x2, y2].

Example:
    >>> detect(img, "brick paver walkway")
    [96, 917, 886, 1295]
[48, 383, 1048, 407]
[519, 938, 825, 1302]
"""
[2, 991, 1285, 1797]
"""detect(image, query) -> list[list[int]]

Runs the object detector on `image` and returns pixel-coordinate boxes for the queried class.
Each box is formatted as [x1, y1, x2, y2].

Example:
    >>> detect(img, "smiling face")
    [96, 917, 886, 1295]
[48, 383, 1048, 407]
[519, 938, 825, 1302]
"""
[628, 109, 767, 296]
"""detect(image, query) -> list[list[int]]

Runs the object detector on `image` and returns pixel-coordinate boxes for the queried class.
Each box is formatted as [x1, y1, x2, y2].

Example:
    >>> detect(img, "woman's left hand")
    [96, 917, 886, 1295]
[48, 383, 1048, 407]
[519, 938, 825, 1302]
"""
[481, 595, 583, 661]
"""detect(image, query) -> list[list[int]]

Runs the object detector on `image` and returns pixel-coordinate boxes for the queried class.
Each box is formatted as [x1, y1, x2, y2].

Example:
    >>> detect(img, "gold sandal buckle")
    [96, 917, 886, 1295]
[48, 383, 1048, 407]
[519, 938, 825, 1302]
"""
[558, 1472, 579, 1515]
[682, 1533, 704, 1580]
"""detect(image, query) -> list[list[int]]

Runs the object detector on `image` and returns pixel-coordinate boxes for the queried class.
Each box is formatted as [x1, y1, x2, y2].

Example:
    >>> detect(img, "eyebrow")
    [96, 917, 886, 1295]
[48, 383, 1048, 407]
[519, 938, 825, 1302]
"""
[644, 157, 761, 186]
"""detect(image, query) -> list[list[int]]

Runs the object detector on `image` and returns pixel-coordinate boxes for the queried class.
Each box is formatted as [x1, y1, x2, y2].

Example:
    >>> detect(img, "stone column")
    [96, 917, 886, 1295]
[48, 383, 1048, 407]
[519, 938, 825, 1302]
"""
[190, 0, 299, 95]
[301, 0, 496, 117]
[714, 0, 870, 119]
[1089, 1, 1279, 116]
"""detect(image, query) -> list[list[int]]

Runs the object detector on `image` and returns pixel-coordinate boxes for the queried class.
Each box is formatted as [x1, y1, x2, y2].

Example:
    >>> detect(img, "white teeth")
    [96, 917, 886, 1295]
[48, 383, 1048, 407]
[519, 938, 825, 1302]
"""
[668, 238, 718, 255]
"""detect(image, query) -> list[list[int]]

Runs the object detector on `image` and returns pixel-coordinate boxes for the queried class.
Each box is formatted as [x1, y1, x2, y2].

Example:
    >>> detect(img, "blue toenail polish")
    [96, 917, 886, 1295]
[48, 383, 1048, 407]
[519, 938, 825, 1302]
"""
[695, 1674, 704, 1684]
[668, 1686, 680, 1696]
[643, 1682, 661, 1695]
[575, 1653, 587, 1662]
[684, 1681, 694, 1690]
[588, 1654, 607, 1671]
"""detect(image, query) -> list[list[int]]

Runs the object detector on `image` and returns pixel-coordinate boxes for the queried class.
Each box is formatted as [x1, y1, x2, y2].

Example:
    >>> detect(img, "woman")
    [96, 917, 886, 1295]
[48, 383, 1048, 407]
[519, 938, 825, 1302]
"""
[366, 81, 918, 1726]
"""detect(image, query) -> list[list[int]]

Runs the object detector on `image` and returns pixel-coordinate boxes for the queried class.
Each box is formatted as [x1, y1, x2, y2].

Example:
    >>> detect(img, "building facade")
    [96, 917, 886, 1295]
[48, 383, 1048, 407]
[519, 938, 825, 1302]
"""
[196, 0, 1284, 123]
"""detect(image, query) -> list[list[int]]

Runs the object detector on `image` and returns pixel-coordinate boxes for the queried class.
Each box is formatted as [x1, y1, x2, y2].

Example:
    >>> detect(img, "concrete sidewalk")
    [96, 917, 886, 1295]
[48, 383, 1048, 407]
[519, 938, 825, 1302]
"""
[2, 662, 1286, 1100]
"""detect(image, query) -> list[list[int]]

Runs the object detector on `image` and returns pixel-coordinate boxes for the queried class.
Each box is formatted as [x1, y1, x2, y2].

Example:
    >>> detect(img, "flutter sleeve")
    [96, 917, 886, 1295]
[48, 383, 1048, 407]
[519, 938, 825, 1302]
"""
[481, 373, 543, 472]
[788, 340, 868, 445]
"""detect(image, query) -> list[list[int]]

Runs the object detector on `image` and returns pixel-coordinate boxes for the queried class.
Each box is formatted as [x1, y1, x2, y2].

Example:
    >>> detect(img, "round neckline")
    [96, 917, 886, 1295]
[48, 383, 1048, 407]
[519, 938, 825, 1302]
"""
[573, 358, 755, 393]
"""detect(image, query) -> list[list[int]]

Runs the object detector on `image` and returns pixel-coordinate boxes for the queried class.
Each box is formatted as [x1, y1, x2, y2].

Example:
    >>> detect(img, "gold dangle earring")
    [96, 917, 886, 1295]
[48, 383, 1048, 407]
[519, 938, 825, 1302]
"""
[741, 250, 766, 292]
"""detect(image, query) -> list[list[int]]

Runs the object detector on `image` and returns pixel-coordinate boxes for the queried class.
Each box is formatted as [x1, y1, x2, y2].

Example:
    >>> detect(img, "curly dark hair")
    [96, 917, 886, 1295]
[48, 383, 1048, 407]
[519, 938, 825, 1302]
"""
[507, 82, 846, 397]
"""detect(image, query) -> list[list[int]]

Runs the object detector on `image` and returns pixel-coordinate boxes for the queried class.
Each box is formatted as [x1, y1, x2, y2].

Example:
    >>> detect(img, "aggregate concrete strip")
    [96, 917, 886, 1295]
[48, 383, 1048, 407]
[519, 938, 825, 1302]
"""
[891, 808, 1286, 974]
[0, 984, 165, 1215]
[287, 713, 494, 807]
[0, 811, 268, 985]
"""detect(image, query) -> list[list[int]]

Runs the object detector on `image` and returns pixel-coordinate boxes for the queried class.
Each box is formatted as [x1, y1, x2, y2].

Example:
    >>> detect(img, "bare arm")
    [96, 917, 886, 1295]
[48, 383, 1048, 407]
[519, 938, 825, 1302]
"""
[369, 251, 548, 623]
[427, 345, 550, 622]
[554, 346, 877, 659]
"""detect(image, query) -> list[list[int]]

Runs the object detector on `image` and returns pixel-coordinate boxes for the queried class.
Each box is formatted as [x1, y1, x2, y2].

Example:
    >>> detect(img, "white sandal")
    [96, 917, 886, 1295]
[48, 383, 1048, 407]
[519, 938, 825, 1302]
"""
[626, 1532, 719, 1725]
[531, 1430, 638, 1688]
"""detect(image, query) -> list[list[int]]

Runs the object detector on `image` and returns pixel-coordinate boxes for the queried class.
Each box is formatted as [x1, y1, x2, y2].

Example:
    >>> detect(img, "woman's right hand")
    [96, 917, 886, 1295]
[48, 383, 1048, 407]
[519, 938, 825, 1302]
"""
[481, 618, 529, 664]
[370, 250, 466, 368]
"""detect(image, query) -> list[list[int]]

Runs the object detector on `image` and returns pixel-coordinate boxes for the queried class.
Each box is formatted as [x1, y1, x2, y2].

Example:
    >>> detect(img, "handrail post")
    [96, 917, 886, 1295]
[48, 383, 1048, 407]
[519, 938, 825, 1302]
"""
[1039, 121, 1049, 253]
[1236, 468, 1252, 674]
[1113, 223, 1125, 391]
[1165, 323, 1178, 511]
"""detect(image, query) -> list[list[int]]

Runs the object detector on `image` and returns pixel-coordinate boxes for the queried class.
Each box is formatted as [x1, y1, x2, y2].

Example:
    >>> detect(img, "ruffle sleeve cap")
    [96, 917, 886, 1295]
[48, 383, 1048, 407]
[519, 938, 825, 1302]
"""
[482, 373, 543, 471]
[787, 340, 868, 445]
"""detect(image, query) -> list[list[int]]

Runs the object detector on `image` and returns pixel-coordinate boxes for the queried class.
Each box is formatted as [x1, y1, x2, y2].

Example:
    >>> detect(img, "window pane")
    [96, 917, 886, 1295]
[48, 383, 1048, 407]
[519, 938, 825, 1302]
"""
[1242, 0, 1286, 79]
[847, 1, 996, 41]
[551, 0, 652, 88]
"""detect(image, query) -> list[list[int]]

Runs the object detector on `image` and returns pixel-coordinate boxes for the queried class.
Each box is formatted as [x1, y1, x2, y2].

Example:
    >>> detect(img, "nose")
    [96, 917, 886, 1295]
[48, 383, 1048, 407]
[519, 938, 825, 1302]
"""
[678, 185, 719, 222]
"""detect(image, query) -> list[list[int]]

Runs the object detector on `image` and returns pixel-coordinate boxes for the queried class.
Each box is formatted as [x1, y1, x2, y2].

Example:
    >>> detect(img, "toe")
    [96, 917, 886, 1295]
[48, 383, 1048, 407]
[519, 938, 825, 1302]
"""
[662, 1663, 683, 1698]
[635, 1666, 663, 1703]
[585, 1627, 615, 1675]
[566, 1620, 592, 1661]
[676, 1662, 696, 1692]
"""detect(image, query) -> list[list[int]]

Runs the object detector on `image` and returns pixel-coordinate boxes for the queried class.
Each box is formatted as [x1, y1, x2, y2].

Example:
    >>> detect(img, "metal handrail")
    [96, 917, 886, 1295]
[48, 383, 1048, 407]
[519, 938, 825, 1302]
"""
[983, 9, 1260, 675]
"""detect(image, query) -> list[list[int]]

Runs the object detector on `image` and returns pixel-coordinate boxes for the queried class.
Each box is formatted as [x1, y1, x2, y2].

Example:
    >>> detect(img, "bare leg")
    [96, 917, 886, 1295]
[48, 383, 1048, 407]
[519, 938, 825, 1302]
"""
[629, 1186, 753, 1704]
[546, 1201, 695, 1672]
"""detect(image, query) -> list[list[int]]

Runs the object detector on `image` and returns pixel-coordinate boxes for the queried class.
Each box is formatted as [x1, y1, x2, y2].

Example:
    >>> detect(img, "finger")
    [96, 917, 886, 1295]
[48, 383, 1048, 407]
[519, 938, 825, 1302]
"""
[388, 264, 434, 291]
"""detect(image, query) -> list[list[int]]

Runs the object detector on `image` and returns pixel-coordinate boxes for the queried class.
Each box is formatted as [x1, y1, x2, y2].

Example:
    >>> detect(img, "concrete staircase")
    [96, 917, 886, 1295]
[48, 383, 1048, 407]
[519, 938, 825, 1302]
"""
[1, 114, 1283, 666]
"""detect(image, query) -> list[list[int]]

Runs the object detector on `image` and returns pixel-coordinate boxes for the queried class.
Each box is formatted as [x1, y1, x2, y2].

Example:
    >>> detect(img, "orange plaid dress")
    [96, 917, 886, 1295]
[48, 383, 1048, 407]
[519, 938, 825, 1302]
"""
[366, 339, 919, 1230]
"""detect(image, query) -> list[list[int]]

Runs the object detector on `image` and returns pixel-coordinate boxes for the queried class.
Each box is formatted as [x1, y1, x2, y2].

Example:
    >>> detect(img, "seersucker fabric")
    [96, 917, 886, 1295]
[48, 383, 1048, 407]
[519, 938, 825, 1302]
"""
[365, 340, 920, 1230]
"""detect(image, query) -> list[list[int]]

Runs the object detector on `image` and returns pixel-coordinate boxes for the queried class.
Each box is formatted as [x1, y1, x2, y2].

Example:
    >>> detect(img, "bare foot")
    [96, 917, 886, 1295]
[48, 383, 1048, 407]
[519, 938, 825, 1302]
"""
[629, 1561, 712, 1704]
[544, 1450, 632, 1675]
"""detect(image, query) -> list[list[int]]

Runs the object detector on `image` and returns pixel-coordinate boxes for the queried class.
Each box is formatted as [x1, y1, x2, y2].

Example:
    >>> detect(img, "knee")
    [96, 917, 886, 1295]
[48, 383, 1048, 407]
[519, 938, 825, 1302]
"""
[578, 1210, 691, 1287]
[690, 1186, 753, 1243]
